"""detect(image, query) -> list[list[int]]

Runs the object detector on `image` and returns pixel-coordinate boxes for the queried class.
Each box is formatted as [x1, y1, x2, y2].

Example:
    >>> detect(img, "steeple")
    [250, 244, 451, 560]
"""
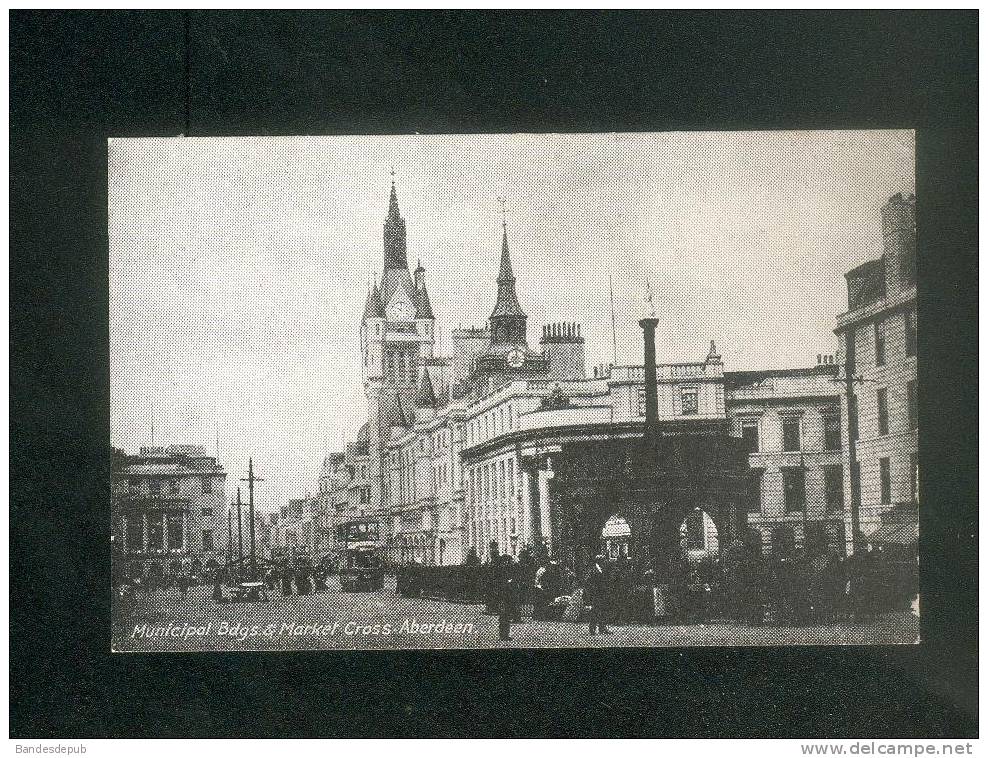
[413, 260, 435, 319]
[383, 170, 408, 271]
[489, 205, 527, 345]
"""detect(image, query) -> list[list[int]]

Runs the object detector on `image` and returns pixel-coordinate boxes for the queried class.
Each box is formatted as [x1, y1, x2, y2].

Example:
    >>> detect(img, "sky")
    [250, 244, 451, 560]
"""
[109, 130, 914, 511]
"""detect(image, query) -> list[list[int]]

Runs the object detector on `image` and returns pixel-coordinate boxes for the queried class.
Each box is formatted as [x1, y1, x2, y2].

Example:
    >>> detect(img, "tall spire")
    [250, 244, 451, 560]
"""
[489, 199, 527, 344]
[383, 168, 408, 271]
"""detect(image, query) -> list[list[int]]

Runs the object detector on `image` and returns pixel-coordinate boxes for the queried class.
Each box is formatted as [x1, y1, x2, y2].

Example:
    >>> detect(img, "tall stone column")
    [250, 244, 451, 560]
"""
[520, 466, 533, 548]
[639, 317, 660, 446]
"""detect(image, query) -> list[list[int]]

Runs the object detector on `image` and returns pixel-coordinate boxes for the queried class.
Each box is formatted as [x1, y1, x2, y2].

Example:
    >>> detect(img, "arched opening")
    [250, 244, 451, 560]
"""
[600, 515, 632, 560]
[678, 508, 720, 566]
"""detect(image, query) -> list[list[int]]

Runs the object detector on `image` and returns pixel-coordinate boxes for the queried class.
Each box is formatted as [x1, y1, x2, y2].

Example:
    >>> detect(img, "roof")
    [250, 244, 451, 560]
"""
[415, 369, 438, 407]
[380, 267, 415, 306]
[490, 225, 526, 319]
[362, 285, 384, 320]
[414, 283, 435, 319]
[724, 364, 839, 389]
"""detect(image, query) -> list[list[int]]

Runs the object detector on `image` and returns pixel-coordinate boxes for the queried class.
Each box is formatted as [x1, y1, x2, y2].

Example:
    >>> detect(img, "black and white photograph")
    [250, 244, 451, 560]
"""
[11, 10, 976, 742]
[109, 130, 919, 651]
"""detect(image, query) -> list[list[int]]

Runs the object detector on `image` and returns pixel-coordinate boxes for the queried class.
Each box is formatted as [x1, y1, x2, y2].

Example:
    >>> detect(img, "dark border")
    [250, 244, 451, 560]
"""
[10, 10, 978, 738]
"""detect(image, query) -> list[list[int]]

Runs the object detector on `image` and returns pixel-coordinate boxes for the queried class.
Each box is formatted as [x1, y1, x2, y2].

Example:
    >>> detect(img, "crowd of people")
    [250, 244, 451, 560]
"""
[487, 540, 917, 641]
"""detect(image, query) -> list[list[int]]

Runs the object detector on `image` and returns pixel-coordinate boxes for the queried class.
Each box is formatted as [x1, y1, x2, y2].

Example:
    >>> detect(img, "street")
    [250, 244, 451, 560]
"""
[112, 576, 920, 652]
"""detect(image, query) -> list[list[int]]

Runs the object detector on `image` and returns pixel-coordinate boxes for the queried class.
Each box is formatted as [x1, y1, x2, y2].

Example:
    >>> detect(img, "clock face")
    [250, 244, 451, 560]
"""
[506, 349, 525, 369]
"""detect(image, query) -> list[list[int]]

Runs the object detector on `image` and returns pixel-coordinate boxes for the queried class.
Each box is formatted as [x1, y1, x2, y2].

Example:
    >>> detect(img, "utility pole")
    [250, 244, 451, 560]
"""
[227, 506, 233, 568]
[833, 351, 877, 556]
[236, 487, 244, 580]
[241, 458, 265, 581]
[609, 273, 618, 366]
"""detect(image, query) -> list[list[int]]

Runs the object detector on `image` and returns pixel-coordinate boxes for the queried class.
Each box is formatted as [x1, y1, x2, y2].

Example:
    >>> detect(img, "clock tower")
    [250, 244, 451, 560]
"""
[471, 212, 549, 389]
[360, 175, 436, 513]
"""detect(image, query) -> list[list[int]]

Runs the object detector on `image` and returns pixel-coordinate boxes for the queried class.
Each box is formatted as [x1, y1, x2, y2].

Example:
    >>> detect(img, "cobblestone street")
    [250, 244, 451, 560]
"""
[113, 577, 919, 652]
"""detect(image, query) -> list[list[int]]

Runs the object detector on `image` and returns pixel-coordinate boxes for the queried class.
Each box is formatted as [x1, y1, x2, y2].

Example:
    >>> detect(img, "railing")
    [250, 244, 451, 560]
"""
[518, 405, 612, 431]
[609, 363, 710, 382]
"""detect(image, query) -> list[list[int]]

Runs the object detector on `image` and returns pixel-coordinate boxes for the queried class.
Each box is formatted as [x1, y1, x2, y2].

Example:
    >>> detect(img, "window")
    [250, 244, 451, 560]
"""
[202, 529, 214, 551]
[147, 513, 164, 551]
[149, 478, 162, 495]
[637, 388, 647, 417]
[910, 453, 919, 503]
[782, 417, 801, 452]
[907, 380, 917, 430]
[681, 388, 699, 415]
[905, 310, 917, 357]
[877, 388, 889, 436]
[168, 478, 180, 494]
[201, 506, 213, 518]
[741, 420, 760, 454]
[879, 458, 892, 504]
[782, 467, 806, 512]
[824, 465, 844, 512]
[128, 477, 141, 494]
[746, 469, 764, 513]
[874, 321, 886, 367]
[202, 477, 213, 495]
[824, 414, 841, 451]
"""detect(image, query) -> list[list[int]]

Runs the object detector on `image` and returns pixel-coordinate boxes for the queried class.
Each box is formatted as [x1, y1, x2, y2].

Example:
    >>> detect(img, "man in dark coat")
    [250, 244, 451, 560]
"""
[583, 554, 612, 635]
[494, 555, 518, 642]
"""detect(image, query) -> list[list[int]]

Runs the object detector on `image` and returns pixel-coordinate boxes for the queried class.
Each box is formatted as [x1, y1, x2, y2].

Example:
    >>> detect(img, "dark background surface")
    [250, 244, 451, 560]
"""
[10, 10, 977, 738]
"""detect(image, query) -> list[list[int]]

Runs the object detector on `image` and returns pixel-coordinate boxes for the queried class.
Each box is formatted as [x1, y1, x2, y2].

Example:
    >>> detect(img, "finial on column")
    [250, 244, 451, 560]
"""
[644, 279, 657, 318]
[390, 165, 396, 185]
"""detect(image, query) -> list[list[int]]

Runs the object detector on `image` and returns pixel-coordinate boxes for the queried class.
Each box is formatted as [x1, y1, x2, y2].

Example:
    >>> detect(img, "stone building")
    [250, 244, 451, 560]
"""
[725, 361, 846, 557]
[834, 192, 918, 551]
[111, 444, 228, 580]
[323, 180, 909, 570]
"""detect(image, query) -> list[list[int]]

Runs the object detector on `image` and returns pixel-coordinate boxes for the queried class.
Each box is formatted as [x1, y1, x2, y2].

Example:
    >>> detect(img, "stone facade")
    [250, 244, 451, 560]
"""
[111, 444, 228, 580]
[835, 193, 918, 551]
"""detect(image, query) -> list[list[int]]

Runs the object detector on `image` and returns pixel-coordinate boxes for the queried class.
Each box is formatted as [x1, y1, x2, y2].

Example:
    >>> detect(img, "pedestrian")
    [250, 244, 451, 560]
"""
[583, 554, 612, 635]
[212, 570, 225, 603]
[494, 554, 518, 642]
[177, 571, 189, 599]
[533, 562, 549, 620]
[281, 567, 294, 596]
